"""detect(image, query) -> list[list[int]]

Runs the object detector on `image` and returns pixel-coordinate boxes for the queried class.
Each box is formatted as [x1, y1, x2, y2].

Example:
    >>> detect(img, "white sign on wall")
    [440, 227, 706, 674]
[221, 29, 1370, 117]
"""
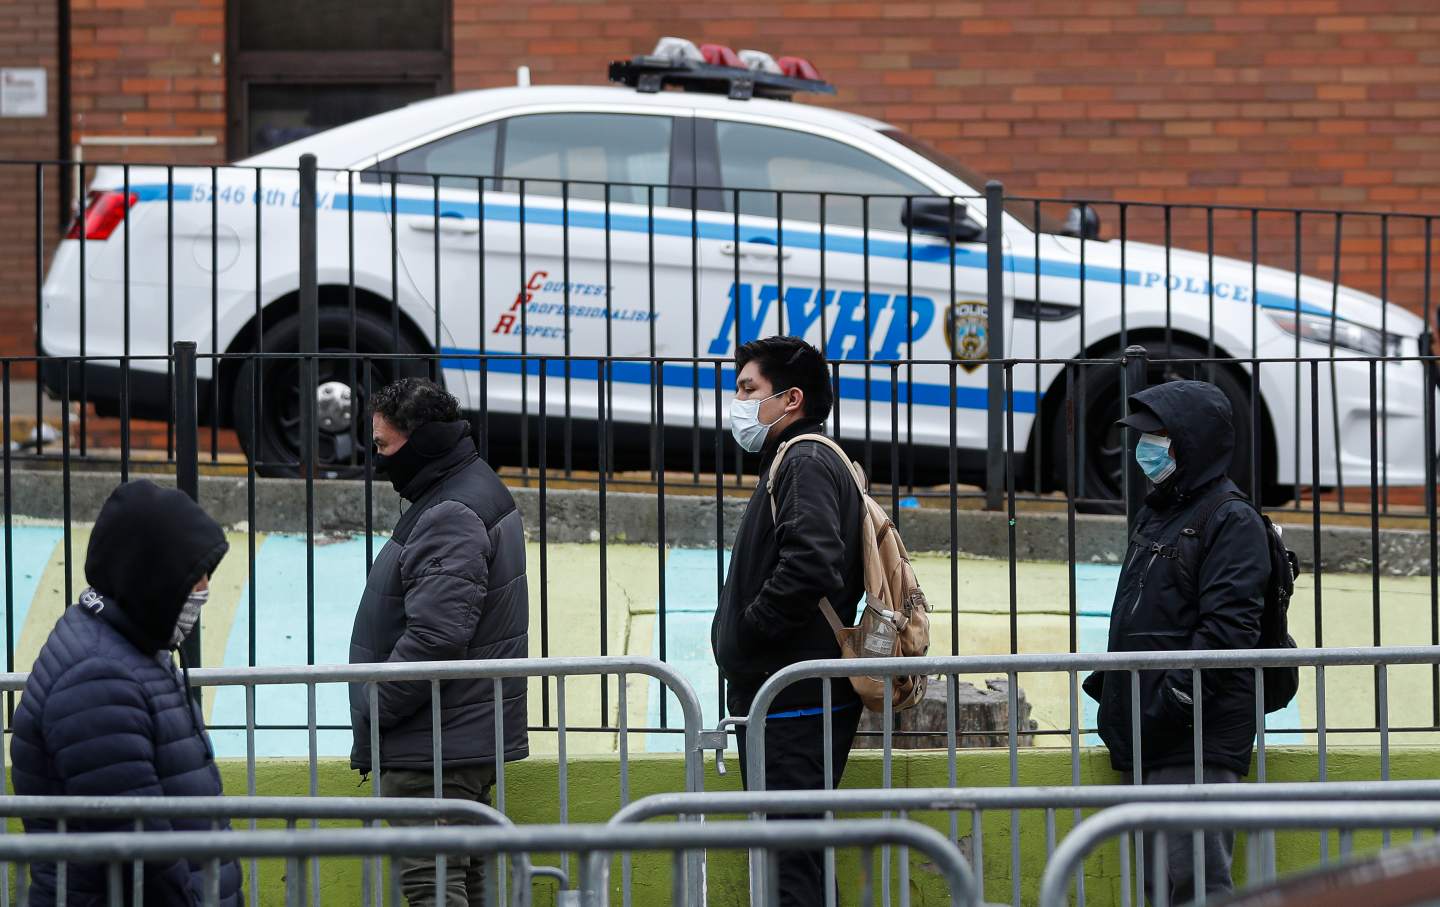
[0, 68, 47, 118]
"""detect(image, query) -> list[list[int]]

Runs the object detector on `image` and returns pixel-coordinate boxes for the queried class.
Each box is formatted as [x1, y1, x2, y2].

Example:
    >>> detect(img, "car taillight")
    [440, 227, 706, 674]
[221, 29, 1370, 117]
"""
[66, 190, 137, 241]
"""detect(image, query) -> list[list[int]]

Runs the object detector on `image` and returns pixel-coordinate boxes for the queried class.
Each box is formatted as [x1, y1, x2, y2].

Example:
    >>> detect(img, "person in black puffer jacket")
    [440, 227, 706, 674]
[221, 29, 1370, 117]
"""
[1084, 379, 1269, 906]
[349, 378, 528, 907]
[10, 480, 242, 906]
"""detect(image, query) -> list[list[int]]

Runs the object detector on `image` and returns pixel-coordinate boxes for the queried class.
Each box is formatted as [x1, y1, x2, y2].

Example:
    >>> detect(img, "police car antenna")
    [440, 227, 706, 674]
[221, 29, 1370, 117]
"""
[610, 37, 835, 101]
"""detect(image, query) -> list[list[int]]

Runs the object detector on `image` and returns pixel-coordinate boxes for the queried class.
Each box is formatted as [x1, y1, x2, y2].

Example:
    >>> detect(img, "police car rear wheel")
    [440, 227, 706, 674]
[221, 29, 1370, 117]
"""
[231, 308, 429, 478]
[1056, 342, 1254, 513]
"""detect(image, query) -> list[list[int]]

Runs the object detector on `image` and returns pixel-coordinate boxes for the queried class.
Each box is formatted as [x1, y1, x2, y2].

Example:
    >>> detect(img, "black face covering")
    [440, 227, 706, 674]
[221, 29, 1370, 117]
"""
[373, 445, 423, 495]
[374, 420, 470, 497]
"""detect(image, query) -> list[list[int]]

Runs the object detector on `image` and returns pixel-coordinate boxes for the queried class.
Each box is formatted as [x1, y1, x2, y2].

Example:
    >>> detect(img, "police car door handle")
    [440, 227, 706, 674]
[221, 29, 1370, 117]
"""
[720, 241, 792, 261]
[408, 217, 480, 235]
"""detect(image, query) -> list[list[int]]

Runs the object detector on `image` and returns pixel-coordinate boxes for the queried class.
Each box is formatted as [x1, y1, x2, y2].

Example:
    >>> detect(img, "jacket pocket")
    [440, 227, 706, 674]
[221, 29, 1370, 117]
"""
[1121, 553, 1194, 638]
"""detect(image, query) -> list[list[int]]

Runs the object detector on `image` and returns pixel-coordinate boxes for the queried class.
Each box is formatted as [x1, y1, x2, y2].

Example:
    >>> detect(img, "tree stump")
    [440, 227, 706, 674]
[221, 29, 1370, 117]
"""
[854, 676, 1038, 750]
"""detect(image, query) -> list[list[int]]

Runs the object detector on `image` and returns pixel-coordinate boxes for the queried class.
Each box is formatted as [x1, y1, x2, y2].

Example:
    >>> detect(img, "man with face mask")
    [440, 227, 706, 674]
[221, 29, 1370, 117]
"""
[1084, 379, 1270, 905]
[349, 378, 527, 907]
[11, 480, 241, 906]
[710, 336, 866, 907]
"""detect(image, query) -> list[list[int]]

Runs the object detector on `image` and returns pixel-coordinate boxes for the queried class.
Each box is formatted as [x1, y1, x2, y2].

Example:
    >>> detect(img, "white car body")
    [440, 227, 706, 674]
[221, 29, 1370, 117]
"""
[39, 83, 1436, 489]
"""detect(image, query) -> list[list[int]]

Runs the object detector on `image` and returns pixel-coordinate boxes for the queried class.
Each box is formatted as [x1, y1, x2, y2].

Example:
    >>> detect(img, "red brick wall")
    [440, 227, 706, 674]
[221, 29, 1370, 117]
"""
[0, 0, 59, 360]
[69, 0, 225, 163]
[0, 0, 226, 360]
[453, 0, 1440, 321]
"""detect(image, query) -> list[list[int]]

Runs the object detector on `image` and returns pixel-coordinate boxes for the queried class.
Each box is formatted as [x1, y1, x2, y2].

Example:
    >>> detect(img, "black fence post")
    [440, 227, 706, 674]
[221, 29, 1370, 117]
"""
[1424, 328, 1437, 718]
[173, 341, 202, 691]
[1123, 344, 1149, 528]
[985, 180, 1007, 511]
[298, 153, 319, 478]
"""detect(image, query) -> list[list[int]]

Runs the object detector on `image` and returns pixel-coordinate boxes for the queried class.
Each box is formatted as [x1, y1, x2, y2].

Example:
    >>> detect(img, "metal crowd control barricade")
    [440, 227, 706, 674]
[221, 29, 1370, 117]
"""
[0, 819, 979, 907]
[611, 782, 1440, 907]
[0, 796, 511, 907]
[742, 646, 1440, 907]
[1040, 801, 1440, 907]
[0, 655, 711, 907]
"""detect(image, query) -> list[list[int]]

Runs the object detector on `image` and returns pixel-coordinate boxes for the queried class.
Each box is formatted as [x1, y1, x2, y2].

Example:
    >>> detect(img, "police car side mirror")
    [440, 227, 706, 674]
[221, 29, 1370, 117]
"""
[901, 197, 985, 244]
[1062, 204, 1102, 240]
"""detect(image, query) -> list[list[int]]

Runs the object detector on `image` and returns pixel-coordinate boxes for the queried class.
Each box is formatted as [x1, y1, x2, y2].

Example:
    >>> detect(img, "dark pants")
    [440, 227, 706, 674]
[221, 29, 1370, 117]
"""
[380, 765, 497, 907]
[1135, 764, 1241, 906]
[735, 703, 863, 907]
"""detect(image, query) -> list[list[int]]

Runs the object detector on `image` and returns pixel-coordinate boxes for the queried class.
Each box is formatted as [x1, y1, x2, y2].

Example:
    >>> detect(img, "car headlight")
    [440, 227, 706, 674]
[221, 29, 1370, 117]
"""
[1269, 312, 1403, 357]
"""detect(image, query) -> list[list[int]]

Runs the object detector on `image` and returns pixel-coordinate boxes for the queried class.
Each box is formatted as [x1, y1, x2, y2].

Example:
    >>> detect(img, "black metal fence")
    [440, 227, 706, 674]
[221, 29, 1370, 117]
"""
[3, 349, 1436, 740]
[7, 156, 1438, 501]
[0, 154, 1437, 743]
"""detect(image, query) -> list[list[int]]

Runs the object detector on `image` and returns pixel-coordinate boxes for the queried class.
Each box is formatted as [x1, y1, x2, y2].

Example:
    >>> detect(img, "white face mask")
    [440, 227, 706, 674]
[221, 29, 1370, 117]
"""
[170, 588, 208, 648]
[729, 389, 788, 453]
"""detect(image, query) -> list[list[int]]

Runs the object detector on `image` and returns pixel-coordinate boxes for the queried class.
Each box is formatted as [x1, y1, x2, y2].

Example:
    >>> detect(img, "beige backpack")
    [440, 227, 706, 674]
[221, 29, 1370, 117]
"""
[767, 434, 932, 712]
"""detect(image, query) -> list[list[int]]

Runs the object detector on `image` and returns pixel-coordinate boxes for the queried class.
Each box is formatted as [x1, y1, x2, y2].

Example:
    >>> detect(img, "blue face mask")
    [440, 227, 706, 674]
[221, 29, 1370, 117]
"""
[1135, 433, 1177, 484]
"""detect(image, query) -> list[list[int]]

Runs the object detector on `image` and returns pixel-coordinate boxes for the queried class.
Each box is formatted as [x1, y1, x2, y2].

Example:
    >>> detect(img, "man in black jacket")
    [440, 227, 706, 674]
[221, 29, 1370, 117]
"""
[349, 378, 528, 907]
[1085, 379, 1269, 905]
[711, 336, 865, 907]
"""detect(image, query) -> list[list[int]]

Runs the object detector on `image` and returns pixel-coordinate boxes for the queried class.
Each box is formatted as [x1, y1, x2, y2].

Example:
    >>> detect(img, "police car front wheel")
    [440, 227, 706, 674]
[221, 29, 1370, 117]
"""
[230, 308, 430, 477]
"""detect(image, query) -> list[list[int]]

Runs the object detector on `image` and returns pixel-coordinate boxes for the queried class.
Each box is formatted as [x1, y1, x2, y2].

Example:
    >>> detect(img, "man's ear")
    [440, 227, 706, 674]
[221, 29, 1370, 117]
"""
[786, 387, 805, 416]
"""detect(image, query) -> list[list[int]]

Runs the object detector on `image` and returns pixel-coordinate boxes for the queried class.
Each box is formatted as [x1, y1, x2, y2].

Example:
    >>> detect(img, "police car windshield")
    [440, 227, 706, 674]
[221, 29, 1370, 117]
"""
[881, 129, 1067, 235]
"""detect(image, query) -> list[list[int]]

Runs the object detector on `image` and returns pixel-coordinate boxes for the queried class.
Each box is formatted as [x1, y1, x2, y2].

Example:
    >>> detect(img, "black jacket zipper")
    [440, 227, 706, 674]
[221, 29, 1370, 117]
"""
[1125, 547, 1162, 625]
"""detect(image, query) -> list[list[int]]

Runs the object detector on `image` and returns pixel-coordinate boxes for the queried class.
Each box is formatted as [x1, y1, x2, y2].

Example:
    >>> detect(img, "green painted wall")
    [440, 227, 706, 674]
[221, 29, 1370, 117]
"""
[8, 747, 1424, 906]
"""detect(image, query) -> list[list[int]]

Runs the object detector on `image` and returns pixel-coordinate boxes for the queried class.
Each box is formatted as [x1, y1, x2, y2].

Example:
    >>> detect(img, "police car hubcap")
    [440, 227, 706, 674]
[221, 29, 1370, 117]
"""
[316, 381, 353, 432]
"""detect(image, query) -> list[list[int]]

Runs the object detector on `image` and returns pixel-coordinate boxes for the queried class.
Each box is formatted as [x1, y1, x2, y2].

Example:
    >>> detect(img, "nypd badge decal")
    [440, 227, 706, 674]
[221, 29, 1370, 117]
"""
[945, 300, 989, 370]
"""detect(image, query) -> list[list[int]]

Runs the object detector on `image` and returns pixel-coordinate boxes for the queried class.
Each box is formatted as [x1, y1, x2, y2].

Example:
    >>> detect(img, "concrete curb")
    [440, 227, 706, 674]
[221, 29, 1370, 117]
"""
[1, 468, 1429, 575]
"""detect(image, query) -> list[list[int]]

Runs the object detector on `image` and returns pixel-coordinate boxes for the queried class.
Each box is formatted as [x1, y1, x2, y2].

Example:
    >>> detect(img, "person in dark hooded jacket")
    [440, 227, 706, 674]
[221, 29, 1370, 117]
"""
[10, 480, 241, 906]
[1084, 379, 1269, 905]
[349, 378, 528, 907]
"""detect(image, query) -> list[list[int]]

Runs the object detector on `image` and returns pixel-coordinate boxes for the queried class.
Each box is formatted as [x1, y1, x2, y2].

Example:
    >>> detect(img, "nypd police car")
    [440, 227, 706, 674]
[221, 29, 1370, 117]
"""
[40, 38, 1435, 499]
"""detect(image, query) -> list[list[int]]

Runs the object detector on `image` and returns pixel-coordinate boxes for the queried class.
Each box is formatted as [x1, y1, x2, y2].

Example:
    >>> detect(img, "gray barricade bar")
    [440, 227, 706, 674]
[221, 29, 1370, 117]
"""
[0, 795, 509, 825]
[741, 646, 1440, 907]
[618, 782, 1440, 907]
[0, 819, 979, 907]
[0, 655, 710, 907]
[1040, 801, 1440, 907]
[745, 645, 1440, 792]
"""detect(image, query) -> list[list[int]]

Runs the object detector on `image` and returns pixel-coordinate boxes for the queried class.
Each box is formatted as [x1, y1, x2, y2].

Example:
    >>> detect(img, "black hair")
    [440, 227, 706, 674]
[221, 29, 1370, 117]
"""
[370, 378, 461, 434]
[735, 336, 832, 422]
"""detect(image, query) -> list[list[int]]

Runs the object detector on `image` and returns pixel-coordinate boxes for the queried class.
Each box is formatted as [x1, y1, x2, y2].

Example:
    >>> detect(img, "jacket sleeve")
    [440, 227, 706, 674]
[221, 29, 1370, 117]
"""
[377, 499, 492, 729]
[1162, 501, 1269, 721]
[44, 659, 199, 904]
[739, 451, 850, 644]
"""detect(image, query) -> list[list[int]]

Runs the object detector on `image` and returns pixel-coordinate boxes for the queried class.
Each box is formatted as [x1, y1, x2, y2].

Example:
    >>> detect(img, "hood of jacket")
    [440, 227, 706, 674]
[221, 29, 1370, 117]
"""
[84, 481, 229, 653]
[1127, 380, 1234, 499]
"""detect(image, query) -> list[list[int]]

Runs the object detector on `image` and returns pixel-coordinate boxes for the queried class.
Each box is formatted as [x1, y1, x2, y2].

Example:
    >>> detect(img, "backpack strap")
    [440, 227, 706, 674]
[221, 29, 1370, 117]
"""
[766, 434, 868, 634]
[1185, 488, 1252, 539]
[766, 433, 866, 522]
[817, 597, 847, 635]
[1167, 488, 1255, 598]
[1130, 531, 1179, 559]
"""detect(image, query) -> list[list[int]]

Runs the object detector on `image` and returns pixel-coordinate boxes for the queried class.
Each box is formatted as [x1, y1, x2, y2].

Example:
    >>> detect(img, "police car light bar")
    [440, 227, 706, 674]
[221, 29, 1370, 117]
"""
[609, 37, 835, 101]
